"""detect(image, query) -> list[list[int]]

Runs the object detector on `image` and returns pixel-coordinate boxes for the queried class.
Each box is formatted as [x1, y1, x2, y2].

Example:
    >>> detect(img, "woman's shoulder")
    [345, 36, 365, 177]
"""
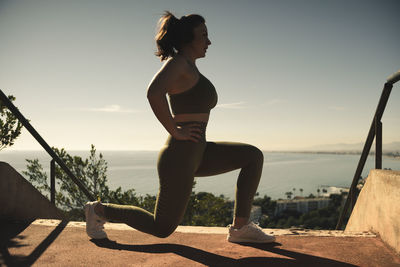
[161, 55, 191, 75]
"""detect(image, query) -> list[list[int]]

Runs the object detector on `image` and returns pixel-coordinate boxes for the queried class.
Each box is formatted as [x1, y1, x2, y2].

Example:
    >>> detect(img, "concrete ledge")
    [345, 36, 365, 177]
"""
[4, 222, 399, 266]
[0, 161, 63, 220]
[345, 169, 400, 254]
[33, 219, 376, 237]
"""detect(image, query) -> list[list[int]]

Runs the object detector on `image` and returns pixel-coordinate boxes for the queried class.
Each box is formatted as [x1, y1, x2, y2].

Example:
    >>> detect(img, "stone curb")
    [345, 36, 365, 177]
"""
[32, 219, 376, 237]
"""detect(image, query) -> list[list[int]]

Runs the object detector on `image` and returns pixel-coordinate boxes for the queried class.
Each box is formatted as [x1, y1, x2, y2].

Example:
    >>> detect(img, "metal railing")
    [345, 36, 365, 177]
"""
[0, 89, 95, 204]
[336, 70, 400, 230]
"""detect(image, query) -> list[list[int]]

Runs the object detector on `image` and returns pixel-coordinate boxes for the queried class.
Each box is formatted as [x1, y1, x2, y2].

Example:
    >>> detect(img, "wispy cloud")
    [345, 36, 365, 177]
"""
[82, 105, 141, 113]
[216, 102, 246, 109]
[328, 106, 346, 111]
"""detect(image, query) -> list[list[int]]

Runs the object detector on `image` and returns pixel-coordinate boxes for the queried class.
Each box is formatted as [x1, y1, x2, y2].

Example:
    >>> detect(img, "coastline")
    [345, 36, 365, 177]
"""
[264, 150, 400, 161]
[1, 150, 399, 200]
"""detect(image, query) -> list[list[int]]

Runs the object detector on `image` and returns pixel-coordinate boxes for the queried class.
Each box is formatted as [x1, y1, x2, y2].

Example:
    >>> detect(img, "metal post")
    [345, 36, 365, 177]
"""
[51, 159, 56, 204]
[375, 119, 382, 169]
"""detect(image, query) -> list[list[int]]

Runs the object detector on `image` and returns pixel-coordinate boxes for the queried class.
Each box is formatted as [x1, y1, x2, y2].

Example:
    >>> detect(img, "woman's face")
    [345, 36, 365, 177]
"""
[189, 23, 211, 59]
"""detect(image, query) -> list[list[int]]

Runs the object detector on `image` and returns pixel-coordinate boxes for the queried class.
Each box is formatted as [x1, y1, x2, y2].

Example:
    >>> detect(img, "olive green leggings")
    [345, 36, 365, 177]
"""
[103, 122, 264, 238]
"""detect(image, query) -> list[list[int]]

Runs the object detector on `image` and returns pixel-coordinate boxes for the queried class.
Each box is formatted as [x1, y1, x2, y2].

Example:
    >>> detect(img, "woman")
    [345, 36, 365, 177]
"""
[85, 11, 275, 243]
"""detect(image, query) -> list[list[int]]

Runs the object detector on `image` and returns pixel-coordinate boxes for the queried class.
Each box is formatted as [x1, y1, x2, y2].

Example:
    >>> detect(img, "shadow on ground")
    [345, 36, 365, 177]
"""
[0, 219, 68, 267]
[91, 238, 357, 267]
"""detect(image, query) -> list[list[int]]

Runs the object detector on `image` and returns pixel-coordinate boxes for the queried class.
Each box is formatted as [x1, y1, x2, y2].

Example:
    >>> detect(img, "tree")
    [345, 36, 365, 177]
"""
[182, 192, 232, 226]
[285, 191, 293, 199]
[0, 95, 23, 150]
[253, 194, 276, 216]
[23, 145, 113, 220]
[23, 158, 50, 197]
[299, 188, 303, 196]
[53, 145, 111, 211]
[107, 187, 140, 206]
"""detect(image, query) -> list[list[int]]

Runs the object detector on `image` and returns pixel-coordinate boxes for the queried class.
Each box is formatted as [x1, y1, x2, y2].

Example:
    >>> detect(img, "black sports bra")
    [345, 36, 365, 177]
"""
[168, 73, 218, 115]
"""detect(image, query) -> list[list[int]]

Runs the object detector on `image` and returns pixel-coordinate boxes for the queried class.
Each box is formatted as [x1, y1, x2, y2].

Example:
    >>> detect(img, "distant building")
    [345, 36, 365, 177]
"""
[275, 197, 331, 215]
[319, 186, 349, 198]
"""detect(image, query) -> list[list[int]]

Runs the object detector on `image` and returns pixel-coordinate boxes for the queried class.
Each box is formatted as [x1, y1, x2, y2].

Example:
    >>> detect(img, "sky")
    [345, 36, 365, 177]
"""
[0, 0, 399, 151]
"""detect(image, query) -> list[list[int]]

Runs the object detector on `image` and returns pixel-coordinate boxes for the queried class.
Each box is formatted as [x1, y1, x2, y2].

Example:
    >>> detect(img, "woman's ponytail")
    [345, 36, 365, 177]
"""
[155, 11, 181, 61]
[155, 11, 205, 61]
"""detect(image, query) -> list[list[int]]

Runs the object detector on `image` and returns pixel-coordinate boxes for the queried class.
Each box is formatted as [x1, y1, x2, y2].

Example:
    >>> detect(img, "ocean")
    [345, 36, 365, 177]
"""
[1, 150, 399, 200]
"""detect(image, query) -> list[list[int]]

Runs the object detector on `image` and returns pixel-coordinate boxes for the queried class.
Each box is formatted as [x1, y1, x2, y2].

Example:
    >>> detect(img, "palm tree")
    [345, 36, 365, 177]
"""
[285, 191, 293, 199]
[300, 188, 303, 196]
[317, 188, 320, 197]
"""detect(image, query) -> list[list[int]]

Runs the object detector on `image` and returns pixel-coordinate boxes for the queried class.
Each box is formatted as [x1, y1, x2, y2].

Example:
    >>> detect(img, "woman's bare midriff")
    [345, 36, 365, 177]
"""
[173, 113, 209, 123]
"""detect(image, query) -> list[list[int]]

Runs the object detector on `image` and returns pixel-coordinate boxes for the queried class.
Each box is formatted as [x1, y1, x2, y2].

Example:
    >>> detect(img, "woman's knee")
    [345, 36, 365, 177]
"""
[154, 223, 178, 238]
[246, 145, 264, 165]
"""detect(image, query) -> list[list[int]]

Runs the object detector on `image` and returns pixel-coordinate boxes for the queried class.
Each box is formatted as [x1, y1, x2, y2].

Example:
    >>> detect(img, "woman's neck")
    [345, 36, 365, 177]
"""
[177, 50, 196, 64]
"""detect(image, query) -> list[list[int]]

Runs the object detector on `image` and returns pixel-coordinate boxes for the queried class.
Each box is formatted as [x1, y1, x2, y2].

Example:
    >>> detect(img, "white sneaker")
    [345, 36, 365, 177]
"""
[227, 221, 276, 243]
[84, 201, 107, 239]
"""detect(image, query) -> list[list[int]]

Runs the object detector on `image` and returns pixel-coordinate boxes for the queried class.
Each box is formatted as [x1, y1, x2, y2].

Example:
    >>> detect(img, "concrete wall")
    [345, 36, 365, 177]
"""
[345, 169, 400, 254]
[0, 161, 64, 220]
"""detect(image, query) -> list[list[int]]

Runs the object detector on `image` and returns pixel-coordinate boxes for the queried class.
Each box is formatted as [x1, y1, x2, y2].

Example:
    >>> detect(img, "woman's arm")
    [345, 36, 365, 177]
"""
[146, 59, 202, 142]
[147, 84, 178, 137]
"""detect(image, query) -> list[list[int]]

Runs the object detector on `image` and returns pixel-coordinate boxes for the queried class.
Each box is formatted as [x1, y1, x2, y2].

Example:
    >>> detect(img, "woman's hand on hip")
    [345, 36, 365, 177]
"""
[173, 123, 203, 142]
